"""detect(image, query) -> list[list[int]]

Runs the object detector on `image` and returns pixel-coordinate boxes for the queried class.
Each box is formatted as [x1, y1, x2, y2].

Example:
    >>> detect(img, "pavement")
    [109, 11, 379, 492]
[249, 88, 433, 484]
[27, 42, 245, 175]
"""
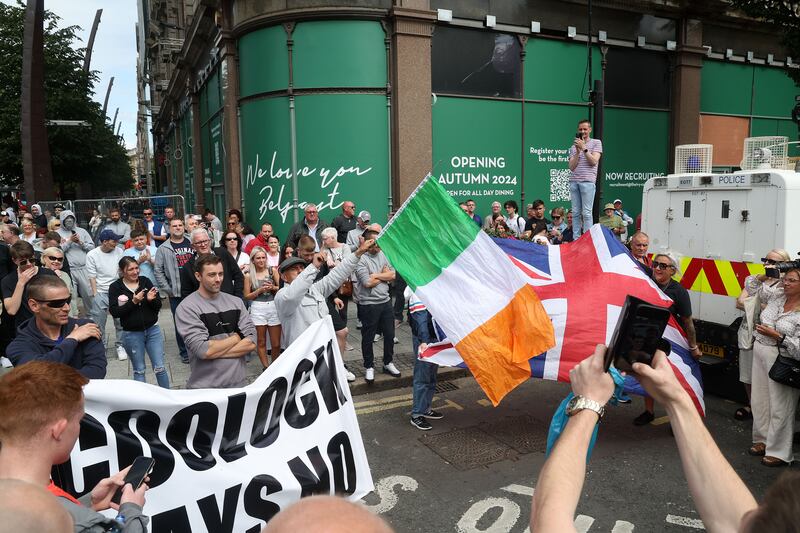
[103, 298, 468, 393]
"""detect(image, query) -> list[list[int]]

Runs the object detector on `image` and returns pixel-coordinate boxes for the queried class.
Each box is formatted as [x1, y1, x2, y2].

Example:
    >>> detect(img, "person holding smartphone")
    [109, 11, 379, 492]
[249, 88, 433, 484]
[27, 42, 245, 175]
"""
[243, 246, 281, 369]
[0, 361, 149, 532]
[109, 257, 170, 388]
[747, 256, 799, 467]
[568, 119, 603, 238]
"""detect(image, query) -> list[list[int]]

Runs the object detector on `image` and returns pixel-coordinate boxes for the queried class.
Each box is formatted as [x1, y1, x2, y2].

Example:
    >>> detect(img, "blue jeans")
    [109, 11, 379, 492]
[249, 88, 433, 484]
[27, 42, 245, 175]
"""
[569, 180, 596, 237]
[410, 310, 439, 416]
[122, 324, 170, 388]
[90, 291, 123, 350]
[169, 296, 188, 360]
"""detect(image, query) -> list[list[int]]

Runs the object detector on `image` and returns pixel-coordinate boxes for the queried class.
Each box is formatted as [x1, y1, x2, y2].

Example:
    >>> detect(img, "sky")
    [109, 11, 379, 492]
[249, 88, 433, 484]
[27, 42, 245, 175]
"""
[3, 0, 140, 149]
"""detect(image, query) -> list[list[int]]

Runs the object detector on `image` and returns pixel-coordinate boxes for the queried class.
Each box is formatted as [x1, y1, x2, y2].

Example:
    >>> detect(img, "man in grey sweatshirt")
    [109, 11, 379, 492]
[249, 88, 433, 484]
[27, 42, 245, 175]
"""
[354, 229, 400, 382]
[103, 208, 131, 247]
[176, 254, 256, 388]
[56, 210, 95, 313]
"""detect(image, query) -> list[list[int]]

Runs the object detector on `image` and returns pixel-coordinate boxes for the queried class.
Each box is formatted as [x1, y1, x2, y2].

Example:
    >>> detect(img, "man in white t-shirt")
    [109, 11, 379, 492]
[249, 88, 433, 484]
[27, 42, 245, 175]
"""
[86, 229, 126, 359]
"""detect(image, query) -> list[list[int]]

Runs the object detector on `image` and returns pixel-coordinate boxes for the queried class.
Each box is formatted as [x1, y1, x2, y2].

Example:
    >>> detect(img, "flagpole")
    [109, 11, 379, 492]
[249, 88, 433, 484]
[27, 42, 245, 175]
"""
[377, 173, 432, 239]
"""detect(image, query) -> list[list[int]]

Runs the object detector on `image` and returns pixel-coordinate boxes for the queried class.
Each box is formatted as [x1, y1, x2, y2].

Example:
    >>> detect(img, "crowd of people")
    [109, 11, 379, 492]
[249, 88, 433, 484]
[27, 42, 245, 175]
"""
[0, 181, 797, 530]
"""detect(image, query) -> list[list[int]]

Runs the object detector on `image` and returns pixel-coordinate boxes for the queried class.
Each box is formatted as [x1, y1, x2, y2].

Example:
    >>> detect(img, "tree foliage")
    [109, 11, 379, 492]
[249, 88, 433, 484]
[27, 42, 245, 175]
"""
[729, 0, 800, 86]
[0, 2, 132, 198]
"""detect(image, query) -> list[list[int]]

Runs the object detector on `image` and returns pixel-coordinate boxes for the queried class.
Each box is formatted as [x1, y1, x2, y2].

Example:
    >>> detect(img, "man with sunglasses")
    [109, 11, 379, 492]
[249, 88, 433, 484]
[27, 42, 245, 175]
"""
[6, 276, 106, 378]
[1, 241, 58, 330]
[141, 207, 165, 246]
[634, 253, 701, 425]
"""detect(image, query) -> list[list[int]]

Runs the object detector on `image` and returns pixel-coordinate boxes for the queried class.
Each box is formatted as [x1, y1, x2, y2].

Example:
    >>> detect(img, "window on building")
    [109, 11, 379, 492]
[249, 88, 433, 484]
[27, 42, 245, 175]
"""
[432, 26, 521, 99]
[606, 48, 670, 109]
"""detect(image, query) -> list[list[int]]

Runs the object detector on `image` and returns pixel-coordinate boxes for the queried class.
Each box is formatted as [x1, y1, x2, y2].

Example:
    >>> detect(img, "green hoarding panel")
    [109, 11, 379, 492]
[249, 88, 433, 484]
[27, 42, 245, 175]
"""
[524, 39, 602, 104]
[240, 95, 390, 240]
[431, 96, 522, 221]
[601, 107, 669, 219]
[241, 97, 292, 234]
[751, 117, 800, 157]
[524, 103, 590, 213]
[293, 21, 386, 89]
[206, 70, 221, 119]
[753, 67, 797, 118]
[239, 26, 289, 98]
[294, 94, 389, 231]
[210, 114, 224, 185]
[701, 61, 753, 116]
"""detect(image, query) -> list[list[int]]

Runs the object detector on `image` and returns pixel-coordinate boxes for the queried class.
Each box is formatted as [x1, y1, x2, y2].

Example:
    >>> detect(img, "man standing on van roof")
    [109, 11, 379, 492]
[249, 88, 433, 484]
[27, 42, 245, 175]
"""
[568, 119, 603, 238]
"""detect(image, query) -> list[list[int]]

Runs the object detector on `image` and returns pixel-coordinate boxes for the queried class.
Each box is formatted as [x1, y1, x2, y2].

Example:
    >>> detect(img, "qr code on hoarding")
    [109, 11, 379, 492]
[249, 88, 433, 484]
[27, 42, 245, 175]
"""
[549, 169, 571, 203]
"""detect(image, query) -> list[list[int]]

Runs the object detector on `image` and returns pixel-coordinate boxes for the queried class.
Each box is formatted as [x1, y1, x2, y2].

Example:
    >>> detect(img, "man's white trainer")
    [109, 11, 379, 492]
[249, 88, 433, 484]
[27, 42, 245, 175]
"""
[383, 362, 401, 377]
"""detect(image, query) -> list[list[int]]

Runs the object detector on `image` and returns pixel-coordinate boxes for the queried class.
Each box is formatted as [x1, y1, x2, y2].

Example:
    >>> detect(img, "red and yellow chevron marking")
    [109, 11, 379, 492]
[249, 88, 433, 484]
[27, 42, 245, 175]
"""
[675, 258, 764, 297]
[648, 254, 765, 297]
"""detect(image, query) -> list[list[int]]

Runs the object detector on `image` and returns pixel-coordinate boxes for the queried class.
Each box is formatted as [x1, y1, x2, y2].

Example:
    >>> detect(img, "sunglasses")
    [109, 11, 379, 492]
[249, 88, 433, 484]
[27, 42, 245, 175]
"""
[46, 255, 64, 262]
[36, 295, 71, 308]
[552, 215, 562, 220]
[225, 237, 238, 242]
[143, 212, 153, 216]
[761, 258, 777, 265]
[16, 258, 35, 265]
[652, 261, 673, 270]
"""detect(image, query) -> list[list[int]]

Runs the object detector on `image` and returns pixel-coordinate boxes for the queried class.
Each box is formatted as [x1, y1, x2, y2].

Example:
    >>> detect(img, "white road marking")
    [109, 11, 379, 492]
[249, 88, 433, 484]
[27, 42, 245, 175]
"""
[612, 520, 635, 532]
[501, 484, 535, 497]
[362, 475, 419, 514]
[457, 497, 521, 533]
[575, 514, 595, 532]
[666, 514, 705, 529]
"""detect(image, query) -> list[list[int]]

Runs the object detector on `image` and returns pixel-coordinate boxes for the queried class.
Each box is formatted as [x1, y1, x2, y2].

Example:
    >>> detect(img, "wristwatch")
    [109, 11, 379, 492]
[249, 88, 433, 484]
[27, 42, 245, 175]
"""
[565, 395, 605, 421]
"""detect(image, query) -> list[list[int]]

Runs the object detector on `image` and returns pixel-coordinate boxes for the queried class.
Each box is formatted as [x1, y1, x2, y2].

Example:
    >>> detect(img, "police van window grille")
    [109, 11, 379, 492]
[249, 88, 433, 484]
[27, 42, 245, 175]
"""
[684, 200, 691, 218]
[721, 200, 730, 219]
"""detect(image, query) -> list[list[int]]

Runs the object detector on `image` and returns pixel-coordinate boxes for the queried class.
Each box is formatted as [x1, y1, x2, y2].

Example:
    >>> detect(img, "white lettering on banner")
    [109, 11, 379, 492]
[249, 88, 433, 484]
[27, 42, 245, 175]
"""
[54, 318, 373, 533]
[245, 151, 373, 223]
[450, 156, 507, 169]
[530, 146, 570, 163]
[605, 172, 660, 182]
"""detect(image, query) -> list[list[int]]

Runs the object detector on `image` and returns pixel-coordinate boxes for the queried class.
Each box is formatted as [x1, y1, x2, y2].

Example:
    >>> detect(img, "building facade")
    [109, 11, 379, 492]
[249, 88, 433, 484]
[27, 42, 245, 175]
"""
[145, 0, 799, 238]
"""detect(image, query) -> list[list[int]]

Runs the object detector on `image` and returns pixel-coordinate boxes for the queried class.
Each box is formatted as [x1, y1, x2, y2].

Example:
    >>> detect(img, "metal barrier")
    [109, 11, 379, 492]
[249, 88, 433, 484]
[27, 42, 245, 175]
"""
[35, 200, 74, 220]
[71, 195, 186, 239]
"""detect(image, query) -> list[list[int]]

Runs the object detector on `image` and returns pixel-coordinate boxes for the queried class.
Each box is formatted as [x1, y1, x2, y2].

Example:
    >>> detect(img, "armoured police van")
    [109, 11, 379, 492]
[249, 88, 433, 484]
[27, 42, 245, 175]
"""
[641, 145, 800, 398]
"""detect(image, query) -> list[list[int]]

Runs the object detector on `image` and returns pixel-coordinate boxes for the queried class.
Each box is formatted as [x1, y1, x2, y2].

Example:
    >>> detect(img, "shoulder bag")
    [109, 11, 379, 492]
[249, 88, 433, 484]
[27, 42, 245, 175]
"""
[769, 354, 800, 389]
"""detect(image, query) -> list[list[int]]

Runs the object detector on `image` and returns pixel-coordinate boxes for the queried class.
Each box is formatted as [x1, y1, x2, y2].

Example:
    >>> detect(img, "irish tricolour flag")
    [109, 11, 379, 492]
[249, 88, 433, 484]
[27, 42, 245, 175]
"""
[378, 176, 555, 405]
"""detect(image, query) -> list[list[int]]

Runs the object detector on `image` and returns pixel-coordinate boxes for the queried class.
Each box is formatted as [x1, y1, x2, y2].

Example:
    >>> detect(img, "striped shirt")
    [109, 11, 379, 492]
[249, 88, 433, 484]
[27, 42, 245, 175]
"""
[568, 138, 603, 183]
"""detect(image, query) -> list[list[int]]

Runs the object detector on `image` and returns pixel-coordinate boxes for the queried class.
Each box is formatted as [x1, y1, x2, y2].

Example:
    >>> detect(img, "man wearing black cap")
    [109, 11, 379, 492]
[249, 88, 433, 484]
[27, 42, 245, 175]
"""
[86, 229, 127, 359]
[275, 238, 373, 346]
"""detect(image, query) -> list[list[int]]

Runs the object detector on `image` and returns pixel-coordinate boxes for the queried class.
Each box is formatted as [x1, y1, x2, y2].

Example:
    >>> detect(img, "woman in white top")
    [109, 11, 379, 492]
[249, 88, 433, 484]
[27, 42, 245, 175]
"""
[20, 219, 38, 244]
[243, 246, 281, 368]
[41, 247, 79, 317]
[266, 234, 281, 268]
[320, 227, 353, 354]
[223, 231, 250, 273]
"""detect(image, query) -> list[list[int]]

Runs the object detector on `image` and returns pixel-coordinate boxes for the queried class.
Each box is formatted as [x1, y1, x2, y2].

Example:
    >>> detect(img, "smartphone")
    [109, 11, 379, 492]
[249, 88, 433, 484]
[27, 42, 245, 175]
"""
[111, 456, 154, 505]
[604, 295, 671, 372]
[575, 132, 582, 139]
[71, 230, 76, 235]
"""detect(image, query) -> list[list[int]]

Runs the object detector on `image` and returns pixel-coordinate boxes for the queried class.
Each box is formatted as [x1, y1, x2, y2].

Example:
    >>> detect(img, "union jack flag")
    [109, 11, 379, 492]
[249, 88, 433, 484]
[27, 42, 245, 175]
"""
[420, 225, 705, 415]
